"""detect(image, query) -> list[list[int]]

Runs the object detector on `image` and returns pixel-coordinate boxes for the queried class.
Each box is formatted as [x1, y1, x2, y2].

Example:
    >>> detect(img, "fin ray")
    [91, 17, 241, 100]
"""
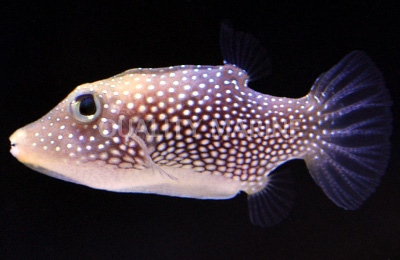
[125, 132, 178, 181]
[248, 169, 295, 227]
[305, 51, 392, 210]
[220, 23, 271, 81]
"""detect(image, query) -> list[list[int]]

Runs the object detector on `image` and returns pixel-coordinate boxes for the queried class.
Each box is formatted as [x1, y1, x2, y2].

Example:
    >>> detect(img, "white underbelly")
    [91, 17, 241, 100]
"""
[30, 159, 243, 200]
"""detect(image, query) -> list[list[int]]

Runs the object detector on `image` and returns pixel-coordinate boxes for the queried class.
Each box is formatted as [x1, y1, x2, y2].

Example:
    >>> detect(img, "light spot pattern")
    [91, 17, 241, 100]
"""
[14, 64, 316, 194]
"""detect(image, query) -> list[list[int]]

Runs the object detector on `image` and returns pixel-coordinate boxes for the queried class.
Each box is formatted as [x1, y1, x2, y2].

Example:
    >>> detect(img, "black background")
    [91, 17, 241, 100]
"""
[1, 1, 399, 259]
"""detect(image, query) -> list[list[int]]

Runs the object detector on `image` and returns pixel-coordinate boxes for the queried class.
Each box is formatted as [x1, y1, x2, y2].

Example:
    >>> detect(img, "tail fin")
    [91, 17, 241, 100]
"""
[305, 51, 392, 210]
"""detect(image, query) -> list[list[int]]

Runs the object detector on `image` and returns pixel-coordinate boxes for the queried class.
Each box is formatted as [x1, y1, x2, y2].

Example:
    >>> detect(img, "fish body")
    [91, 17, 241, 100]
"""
[10, 64, 308, 197]
[10, 25, 392, 226]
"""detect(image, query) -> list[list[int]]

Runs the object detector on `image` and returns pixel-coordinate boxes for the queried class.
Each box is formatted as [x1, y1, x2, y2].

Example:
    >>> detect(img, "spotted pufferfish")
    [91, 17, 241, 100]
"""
[10, 25, 392, 227]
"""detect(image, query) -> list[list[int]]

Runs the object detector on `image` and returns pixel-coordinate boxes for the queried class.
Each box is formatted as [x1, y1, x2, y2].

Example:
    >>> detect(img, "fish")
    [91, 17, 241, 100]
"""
[9, 25, 392, 227]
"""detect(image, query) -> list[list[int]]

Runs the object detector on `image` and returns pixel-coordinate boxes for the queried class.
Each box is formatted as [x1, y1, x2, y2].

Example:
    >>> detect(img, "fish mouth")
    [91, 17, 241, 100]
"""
[10, 142, 19, 158]
[9, 128, 25, 158]
[9, 128, 35, 164]
[9, 127, 78, 184]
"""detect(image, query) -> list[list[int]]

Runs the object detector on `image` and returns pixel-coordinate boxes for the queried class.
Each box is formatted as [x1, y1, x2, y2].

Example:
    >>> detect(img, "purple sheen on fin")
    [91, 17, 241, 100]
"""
[248, 169, 295, 227]
[220, 23, 271, 81]
[306, 51, 392, 210]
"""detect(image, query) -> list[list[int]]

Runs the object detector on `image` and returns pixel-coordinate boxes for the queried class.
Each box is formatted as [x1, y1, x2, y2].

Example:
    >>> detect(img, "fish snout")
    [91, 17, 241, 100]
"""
[10, 128, 28, 158]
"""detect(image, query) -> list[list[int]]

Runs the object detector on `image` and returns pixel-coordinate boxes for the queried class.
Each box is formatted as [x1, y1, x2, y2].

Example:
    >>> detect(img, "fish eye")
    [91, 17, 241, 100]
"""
[70, 93, 102, 123]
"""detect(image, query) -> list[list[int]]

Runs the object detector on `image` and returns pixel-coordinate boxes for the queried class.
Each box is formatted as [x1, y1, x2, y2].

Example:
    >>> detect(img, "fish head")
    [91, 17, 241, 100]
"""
[9, 81, 134, 188]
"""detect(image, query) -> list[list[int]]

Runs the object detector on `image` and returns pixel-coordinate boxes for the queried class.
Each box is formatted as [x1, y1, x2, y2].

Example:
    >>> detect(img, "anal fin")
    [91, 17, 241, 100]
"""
[248, 168, 295, 227]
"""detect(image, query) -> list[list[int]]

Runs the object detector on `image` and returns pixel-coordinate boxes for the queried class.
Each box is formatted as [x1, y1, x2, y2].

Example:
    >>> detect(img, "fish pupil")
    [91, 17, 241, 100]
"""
[78, 95, 96, 116]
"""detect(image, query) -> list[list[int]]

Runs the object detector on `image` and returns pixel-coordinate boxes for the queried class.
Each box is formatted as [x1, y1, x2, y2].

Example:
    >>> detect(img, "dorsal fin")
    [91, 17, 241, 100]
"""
[220, 23, 271, 81]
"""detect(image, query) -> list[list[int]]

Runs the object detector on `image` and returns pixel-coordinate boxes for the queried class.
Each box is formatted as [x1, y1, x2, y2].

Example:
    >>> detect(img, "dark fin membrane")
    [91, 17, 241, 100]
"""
[248, 168, 295, 227]
[220, 23, 271, 81]
[305, 51, 392, 210]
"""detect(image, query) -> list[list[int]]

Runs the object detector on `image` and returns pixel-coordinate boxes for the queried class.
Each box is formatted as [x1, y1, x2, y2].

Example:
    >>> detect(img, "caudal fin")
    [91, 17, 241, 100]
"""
[305, 51, 392, 210]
